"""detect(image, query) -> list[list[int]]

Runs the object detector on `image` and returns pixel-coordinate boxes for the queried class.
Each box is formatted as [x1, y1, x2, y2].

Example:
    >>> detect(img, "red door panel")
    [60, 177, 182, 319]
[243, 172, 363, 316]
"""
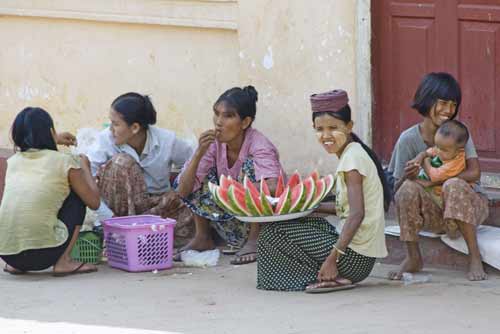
[458, 1, 500, 171]
[372, 0, 440, 162]
[373, 0, 500, 171]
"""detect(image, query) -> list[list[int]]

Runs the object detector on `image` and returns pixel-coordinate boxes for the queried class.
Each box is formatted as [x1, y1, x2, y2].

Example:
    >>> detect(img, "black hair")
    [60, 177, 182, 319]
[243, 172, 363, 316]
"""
[11, 107, 58, 152]
[411, 72, 461, 118]
[437, 120, 469, 147]
[312, 106, 392, 212]
[213, 86, 258, 124]
[111, 92, 157, 129]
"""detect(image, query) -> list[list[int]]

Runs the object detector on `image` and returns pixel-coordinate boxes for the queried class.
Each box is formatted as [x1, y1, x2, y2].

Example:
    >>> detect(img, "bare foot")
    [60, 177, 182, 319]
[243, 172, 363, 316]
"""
[467, 258, 487, 281]
[178, 235, 215, 253]
[388, 256, 423, 280]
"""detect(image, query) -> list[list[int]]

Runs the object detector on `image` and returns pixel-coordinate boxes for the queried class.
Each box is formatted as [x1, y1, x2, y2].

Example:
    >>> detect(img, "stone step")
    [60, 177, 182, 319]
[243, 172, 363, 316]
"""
[383, 233, 500, 274]
[384, 218, 500, 272]
[482, 172, 500, 189]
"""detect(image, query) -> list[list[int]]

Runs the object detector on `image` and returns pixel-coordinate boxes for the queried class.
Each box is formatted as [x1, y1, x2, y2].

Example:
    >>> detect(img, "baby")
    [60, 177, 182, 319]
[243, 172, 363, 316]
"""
[417, 120, 470, 201]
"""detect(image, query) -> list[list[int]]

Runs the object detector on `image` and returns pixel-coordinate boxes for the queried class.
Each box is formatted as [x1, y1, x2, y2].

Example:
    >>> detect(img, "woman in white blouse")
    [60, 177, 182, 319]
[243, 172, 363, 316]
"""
[88, 92, 195, 246]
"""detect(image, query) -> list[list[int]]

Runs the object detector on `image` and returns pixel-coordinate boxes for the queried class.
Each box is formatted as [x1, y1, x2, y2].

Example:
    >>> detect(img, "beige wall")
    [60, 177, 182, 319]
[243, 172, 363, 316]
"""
[0, 0, 370, 176]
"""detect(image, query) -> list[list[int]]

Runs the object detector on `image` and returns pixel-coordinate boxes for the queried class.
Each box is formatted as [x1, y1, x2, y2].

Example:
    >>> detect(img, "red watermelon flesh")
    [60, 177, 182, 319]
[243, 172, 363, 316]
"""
[286, 171, 301, 190]
[245, 188, 263, 216]
[228, 185, 252, 216]
[307, 179, 326, 209]
[219, 175, 245, 192]
[274, 186, 292, 215]
[307, 170, 320, 182]
[275, 172, 285, 198]
[243, 176, 260, 198]
[289, 183, 306, 213]
[219, 175, 231, 190]
[300, 176, 317, 211]
[260, 177, 271, 197]
[243, 176, 263, 215]
[260, 192, 274, 216]
[216, 186, 243, 215]
[322, 174, 335, 197]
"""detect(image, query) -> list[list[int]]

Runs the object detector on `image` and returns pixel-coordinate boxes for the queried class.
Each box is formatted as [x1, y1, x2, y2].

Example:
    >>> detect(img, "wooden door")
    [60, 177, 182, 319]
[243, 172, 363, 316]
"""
[372, 0, 500, 172]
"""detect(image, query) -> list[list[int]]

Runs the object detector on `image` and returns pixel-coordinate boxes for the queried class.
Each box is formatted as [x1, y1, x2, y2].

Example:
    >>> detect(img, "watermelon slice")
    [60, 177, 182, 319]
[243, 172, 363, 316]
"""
[307, 178, 326, 209]
[243, 176, 260, 198]
[216, 186, 244, 215]
[307, 170, 320, 182]
[275, 172, 285, 198]
[260, 177, 271, 197]
[300, 176, 317, 211]
[245, 188, 263, 216]
[208, 182, 221, 205]
[289, 183, 306, 213]
[228, 185, 252, 216]
[274, 186, 292, 215]
[322, 174, 335, 197]
[219, 175, 230, 189]
[260, 192, 274, 216]
[286, 171, 301, 190]
[219, 175, 245, 192]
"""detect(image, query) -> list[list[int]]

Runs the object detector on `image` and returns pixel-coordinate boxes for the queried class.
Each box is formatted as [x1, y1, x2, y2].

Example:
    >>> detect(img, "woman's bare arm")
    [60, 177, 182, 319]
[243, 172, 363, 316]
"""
[69, 155, 100, 210]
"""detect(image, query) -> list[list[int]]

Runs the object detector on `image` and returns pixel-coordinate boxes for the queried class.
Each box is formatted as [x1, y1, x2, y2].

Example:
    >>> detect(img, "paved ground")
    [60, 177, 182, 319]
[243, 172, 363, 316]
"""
[1, 255, 500, 334]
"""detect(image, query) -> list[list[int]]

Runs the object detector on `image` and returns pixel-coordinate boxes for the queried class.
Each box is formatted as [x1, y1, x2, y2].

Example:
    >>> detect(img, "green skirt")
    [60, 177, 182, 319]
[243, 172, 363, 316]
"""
[257, 217, 376, 291]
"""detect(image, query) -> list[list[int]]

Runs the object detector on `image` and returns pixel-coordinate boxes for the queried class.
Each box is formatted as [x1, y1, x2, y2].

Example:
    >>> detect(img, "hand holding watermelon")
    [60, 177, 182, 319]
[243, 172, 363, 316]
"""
[208, 171, 334, 218]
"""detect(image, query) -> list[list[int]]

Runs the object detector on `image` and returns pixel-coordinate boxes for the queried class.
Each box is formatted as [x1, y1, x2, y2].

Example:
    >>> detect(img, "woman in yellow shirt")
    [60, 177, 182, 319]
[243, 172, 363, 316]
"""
[257, 90, 391, 292]
[0, 107, 100, 276]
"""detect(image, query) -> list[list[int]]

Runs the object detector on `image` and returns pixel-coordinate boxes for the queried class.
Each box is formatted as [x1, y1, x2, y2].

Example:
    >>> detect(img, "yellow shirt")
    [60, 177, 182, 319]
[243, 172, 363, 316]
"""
[335, 142, 388, 258]
[0, 150, 81, 255]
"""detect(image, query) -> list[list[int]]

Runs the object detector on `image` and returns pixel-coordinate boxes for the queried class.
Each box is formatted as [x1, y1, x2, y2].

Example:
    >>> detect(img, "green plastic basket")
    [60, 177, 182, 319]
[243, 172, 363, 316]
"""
[70, 231, 103, 264]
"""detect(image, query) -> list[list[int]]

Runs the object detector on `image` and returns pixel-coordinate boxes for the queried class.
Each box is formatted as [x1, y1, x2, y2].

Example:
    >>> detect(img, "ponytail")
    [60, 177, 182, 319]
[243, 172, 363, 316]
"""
[313, 105, 392, 212]
[111, 92, 157, 129]
[351, 133, 392, 212]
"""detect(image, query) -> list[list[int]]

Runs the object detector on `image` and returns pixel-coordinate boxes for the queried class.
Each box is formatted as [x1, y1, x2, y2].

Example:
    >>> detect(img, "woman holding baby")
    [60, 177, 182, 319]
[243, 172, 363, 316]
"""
[387, 72, 489, 281]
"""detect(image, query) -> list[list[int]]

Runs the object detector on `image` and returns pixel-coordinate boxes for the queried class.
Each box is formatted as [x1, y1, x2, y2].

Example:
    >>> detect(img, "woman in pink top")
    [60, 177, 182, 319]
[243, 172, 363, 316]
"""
[177, 86, 284, 265]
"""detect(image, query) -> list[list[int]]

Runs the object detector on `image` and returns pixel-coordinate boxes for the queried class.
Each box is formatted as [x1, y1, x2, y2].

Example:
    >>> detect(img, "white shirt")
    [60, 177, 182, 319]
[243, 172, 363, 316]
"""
[88, 126, 193, 194]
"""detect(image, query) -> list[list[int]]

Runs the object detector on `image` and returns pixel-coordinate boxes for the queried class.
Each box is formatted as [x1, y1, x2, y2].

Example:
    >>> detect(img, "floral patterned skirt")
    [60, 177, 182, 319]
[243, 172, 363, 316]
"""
[98, 153, 195, 248]
[179, 157, 257, 247]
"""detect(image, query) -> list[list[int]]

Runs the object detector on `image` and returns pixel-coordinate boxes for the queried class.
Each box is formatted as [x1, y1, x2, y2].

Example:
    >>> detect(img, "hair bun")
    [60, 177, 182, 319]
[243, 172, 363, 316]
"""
[243, 85, 258, 103]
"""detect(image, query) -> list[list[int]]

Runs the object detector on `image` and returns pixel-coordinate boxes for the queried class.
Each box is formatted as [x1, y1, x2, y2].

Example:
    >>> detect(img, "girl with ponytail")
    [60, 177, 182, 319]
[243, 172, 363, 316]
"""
[257, 89, 388, 293]
[87, 92, 195, 247]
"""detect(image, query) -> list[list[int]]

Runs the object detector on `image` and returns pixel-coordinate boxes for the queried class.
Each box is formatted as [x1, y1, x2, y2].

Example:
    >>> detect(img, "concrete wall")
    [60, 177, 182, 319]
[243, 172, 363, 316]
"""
[0, 0, 370, 176]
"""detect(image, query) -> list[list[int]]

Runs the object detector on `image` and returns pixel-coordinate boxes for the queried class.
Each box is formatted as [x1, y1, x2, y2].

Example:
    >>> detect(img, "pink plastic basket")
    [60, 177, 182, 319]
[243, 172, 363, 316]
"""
[103, 215, 176, 272]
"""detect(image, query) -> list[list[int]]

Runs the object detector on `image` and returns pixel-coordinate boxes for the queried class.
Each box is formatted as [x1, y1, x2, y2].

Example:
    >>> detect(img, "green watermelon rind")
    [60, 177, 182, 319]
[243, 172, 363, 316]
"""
[289, 183, 306, 213]
[245, 188, 263, 216]
[216, 186, 244, 215]
[260, 192, 274, 216]
[307, 179, 326, 210]
[228, 185, 252, 216]
[300, 176, 317, 211]
[274, 186, 292, 215]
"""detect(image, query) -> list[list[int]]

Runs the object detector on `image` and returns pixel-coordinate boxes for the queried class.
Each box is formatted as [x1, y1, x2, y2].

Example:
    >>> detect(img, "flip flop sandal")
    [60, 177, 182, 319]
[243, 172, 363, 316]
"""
[3, 264, 26, 275]
[230, 252, 257, 265]
[53, 263, 98, 277]
[222, 245, 241, 255]
[305, 278, 356, 294]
